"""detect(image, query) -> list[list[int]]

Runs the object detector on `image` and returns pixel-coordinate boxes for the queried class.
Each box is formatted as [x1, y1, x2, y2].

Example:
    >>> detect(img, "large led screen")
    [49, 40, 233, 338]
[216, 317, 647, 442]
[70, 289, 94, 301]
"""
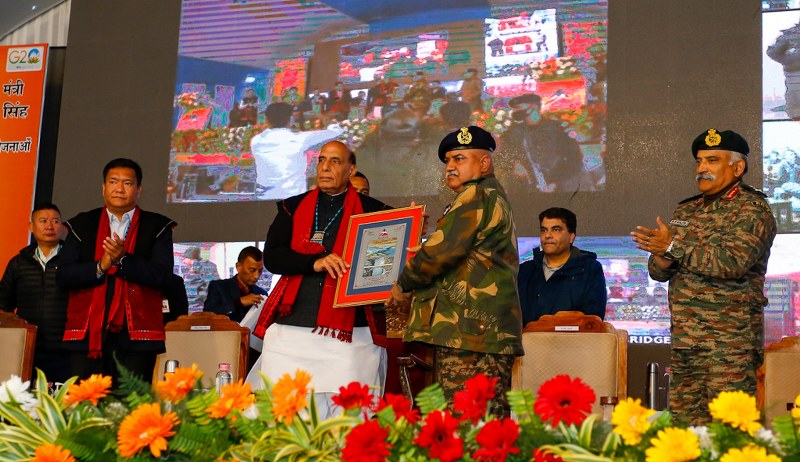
[168, 0, 607, 203]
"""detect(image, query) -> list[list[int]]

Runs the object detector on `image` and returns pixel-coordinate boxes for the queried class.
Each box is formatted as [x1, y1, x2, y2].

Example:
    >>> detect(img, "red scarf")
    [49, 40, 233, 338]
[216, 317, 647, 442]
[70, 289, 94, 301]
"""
[66, 207, 141, 358]
[254, 186, 362, 342]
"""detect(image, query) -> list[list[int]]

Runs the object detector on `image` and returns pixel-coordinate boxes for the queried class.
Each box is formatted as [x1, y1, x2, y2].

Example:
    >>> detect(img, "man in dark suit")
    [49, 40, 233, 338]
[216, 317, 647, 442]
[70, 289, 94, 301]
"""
[203, 246, 267, 323]
[58, 158, 175, 382]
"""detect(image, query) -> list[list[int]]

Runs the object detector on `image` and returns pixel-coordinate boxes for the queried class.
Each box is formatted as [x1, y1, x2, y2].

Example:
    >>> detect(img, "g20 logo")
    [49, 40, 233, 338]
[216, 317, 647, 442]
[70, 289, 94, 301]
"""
[6, 46, 44, 71]
[8, 48, 41, 65]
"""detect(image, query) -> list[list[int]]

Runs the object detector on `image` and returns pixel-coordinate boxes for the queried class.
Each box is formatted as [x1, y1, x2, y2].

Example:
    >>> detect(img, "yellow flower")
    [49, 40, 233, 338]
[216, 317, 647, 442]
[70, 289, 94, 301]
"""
[63, 374, 112, 406]
[207, 380, 255, 419]
[719, 444, 781, 462]
[645, 427, 701, 462]
[32, 443, 75, 462]
[156, 364, 202, 403]
[792, 395, 800, 420]
[271, 369, 311, 424]
[708, 390, 761, 435]
[612, 397, 656, 445]
[117, 402, 179, 458]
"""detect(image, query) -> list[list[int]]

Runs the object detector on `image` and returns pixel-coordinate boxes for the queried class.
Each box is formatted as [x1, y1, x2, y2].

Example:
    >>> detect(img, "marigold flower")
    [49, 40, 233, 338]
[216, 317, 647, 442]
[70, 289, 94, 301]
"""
[454, 373, 498, 423]
[155, 364, 202, 403]
[333, 382, 374, 411]
[413, 410, 463, 462]
[373, 393, 420, 424]
[792, 394, 800, 420]
[341, 419, 392, 462]
[645, 427, 701, 462]
[473, 418, 521, 462]
[719, 444, 781, 462]
[32, 443, 75, 462]
[117, 402, 179, 458]
[612, 397, 656, 445]
[207, 380, 255, 419]
[708, 390, 761, 435]
[271, 369, 311, 424]
[534, 374, 596, 427]
[63, 374, 112, 406]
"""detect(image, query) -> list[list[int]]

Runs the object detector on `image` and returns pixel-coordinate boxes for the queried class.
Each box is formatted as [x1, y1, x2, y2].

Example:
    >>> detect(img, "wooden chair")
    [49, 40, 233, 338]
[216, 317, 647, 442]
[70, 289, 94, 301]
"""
[757, 335, 800, 425]
[0, 311, 37, 382]
[152, 312, 249, 387]
[512, 311, 628, 415]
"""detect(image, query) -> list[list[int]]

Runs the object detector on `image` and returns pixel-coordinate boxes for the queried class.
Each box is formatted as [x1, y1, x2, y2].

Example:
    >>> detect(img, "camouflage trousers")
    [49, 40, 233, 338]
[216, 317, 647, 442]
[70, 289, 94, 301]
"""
[434, 345, 516, 418]
[669, 346, 761, 426]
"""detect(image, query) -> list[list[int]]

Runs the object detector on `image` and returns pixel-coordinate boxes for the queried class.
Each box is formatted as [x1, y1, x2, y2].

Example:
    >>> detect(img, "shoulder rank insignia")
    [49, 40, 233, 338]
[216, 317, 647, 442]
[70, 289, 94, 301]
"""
[457, 127, 472, 145]
[705, 129, 721, 147]
[669, 219, 689, 227]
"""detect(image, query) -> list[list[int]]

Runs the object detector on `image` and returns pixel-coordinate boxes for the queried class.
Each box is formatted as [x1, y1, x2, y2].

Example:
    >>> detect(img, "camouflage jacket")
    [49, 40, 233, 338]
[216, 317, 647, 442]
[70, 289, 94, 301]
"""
[398, 174, 524, 355]
[648, 182, 777, 350]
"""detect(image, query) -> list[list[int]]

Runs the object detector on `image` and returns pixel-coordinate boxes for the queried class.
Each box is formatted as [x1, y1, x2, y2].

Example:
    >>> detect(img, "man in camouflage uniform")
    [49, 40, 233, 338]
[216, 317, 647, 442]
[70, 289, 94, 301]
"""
[632, 129, 776, 424]
[388, 126, 524, 417]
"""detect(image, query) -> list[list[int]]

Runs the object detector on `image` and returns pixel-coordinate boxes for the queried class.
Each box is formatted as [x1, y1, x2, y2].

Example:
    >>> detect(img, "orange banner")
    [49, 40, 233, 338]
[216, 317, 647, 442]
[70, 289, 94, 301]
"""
[0, 44, 48, 275]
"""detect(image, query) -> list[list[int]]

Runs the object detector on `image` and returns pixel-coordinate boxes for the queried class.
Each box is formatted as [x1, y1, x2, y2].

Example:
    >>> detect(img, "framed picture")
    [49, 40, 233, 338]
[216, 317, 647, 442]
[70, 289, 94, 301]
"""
[333, 205, 425, 308]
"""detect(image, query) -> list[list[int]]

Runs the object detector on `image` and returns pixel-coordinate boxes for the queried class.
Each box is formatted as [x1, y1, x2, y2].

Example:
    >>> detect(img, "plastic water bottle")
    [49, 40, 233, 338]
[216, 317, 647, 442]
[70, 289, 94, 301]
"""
[215, 363, 233, 393]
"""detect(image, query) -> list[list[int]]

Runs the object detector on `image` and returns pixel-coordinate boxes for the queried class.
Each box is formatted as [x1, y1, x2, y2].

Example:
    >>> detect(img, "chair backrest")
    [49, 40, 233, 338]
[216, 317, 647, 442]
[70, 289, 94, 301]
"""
[153, 312, 249, 387]
[512, 311, 628, 415]
[757, 335, 800, 425]
[0, 311, 37, 382]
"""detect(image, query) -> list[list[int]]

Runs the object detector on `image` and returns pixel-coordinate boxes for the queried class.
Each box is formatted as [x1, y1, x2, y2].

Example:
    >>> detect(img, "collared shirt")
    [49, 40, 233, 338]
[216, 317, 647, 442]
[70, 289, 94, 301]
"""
[34, 244, 60, 271]
[107, 208, 135, 239]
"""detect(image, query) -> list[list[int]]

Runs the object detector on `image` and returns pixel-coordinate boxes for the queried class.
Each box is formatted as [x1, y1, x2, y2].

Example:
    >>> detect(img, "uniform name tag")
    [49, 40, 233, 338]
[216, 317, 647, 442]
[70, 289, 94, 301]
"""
[669, 220, 689, 227]
[555, 325, 579, 332]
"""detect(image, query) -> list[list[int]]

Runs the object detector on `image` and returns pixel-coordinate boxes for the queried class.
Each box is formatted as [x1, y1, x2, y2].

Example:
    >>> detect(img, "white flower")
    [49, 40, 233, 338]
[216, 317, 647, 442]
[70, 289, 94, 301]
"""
[0, 375, 38, 418]
[755, 427, 782, 454]
[689, 426, 717, 458]
[496, 110, 506, 117]
[494, 123, 502, 131]
[504, 120, 512, 127]
[242, 403, 260, 420]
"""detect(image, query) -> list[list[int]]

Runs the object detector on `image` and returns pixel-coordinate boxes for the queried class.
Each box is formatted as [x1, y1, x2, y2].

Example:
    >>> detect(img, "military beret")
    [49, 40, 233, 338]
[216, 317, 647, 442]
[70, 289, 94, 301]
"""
[438, 125, 496, 162]
[691, 128, 749, 158]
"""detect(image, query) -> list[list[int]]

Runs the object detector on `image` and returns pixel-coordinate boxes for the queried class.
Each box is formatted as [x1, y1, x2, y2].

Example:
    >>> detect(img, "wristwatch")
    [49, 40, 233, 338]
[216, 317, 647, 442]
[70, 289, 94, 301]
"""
[117, 254, 128, 268]
[96, 261, 106, 276]
[663, 238, 683, 261]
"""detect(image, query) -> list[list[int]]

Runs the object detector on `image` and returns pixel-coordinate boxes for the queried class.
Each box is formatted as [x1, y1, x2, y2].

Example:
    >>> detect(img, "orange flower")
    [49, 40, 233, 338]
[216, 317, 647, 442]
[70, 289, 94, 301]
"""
[156, 364, 202, 403]
[32, 443, 75, 462]
[271, 369, 311, 424]
[207, 380, 255, 419]
[117, 402, 179, 458]
[63, 374, 112, 406]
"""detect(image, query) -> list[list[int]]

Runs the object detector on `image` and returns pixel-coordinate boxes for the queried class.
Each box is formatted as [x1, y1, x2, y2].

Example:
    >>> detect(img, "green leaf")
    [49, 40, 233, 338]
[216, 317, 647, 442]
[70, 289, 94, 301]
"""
[414, 383, 446, 415]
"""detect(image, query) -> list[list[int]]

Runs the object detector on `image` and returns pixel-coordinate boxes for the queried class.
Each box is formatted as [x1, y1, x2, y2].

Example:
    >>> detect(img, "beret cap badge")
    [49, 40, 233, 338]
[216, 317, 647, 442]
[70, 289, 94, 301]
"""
[457, 127, 472, 145]
[704, 129, 721, 148]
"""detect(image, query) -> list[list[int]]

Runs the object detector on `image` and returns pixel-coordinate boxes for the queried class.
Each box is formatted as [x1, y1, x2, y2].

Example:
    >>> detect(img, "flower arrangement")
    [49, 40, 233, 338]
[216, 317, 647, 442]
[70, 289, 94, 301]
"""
[527, 57, 582, 82]
[1, 367, 799, 462]
[333, 118, 379, 150]
[174, 92, 212, 111]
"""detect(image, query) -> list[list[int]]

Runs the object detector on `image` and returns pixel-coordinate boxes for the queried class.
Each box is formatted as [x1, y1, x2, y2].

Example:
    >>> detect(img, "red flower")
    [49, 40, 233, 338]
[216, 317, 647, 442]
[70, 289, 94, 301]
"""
[454, 373, 498, 423]
[333, 382, 374, 411]
[342, 420, 392, 462]
[533, 448, 564, 462]
[373, 393, 420, 424]
[472, 419, 521, 462]
[534, 374, 595, 427]
[413, 410, 464, 462]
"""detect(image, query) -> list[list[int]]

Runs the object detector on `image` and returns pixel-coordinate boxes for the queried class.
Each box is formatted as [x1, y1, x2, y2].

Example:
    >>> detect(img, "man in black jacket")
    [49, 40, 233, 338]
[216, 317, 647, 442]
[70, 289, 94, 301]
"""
[0, 202, 71, 382]
[58, 158, 175, 382]
[203, 246, 268, 323]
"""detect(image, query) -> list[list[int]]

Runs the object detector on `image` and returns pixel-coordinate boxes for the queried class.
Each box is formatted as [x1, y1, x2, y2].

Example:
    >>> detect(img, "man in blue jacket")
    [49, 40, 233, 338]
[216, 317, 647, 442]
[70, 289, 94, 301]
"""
[518, 207, 607, 325]
[203, 246, 267, 323]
